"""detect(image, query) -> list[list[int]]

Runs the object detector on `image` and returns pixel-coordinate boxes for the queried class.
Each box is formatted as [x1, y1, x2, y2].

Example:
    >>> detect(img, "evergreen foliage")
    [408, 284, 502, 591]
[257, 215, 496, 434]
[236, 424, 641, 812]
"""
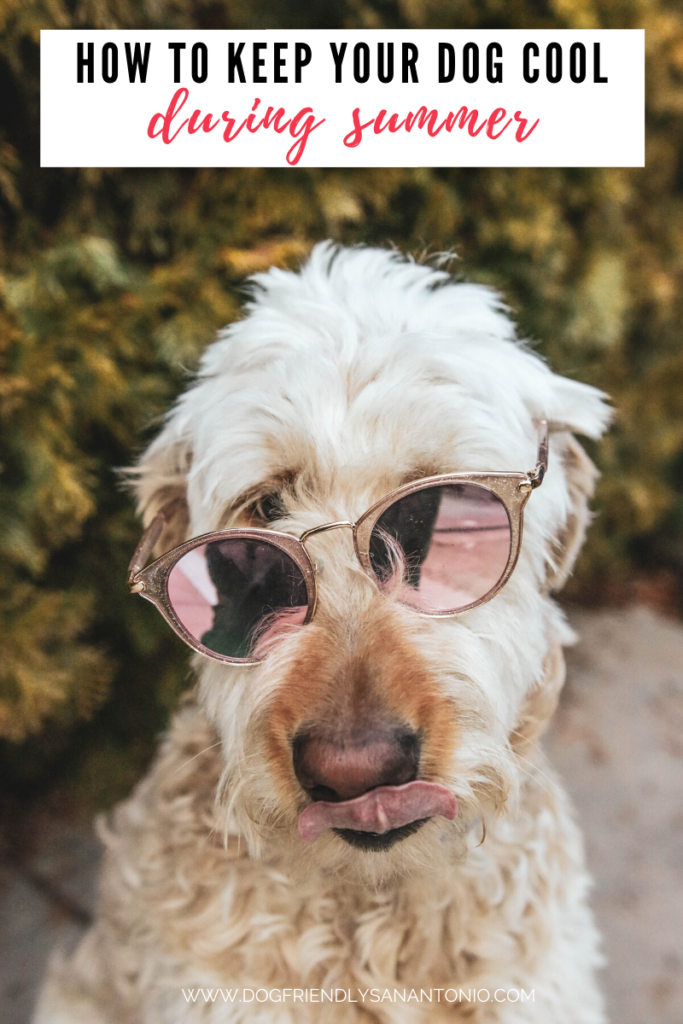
[1, 0, 681, 805]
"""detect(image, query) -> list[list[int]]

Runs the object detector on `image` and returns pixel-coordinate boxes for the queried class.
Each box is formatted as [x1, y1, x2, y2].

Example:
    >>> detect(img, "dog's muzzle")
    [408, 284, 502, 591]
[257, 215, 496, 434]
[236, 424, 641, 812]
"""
[292, 723, 457, 849]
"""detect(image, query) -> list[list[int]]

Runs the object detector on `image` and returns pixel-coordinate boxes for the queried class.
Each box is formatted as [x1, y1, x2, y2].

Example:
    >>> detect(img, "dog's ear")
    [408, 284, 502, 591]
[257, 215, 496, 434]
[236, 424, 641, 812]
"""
[544, 375, 612, 592]
[545, 431, 599, 591]
[129, 429, 191, 556]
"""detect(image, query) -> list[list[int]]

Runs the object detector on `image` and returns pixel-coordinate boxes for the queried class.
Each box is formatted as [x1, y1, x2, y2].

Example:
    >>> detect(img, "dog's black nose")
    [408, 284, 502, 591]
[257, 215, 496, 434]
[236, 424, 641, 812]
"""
[292, 725, 420, 802]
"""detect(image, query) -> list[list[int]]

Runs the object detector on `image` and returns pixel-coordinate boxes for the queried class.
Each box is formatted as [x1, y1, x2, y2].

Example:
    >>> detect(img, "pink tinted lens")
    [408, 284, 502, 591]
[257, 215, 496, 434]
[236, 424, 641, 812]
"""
[167, 537, 308, 660]
[369, 483, 512, 613]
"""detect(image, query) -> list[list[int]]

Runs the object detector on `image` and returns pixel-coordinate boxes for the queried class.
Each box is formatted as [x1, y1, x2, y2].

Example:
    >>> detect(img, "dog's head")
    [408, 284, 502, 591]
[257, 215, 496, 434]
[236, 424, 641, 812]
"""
[132, 244, 610, 881]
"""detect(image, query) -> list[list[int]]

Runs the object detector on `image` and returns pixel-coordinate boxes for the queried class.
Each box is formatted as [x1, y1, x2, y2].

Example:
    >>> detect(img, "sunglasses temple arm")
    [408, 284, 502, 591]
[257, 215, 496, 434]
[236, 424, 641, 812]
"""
[528, 419, 549, 489]
[127, 511, 167, 590]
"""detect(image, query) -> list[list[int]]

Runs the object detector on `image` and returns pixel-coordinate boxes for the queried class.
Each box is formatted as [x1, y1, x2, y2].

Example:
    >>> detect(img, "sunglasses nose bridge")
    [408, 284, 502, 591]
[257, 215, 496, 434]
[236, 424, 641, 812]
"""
[299, 520, 356, 546]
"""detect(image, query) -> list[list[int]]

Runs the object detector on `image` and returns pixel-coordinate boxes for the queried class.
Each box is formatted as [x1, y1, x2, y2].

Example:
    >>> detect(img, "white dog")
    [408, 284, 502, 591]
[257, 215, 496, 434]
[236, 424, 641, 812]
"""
[35, 243, 610, 1023]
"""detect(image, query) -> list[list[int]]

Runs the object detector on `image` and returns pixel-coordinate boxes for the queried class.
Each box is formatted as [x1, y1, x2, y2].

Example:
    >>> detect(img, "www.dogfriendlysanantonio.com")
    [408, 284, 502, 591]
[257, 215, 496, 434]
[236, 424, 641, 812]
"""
[181, 987, 535, 1005]
[40, 29, 643, 168]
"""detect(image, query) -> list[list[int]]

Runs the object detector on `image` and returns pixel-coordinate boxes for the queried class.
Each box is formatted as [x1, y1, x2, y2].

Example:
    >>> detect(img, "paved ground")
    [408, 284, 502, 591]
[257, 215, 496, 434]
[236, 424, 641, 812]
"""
[1, 605, 682, 1024]
[545, 607, 683, 1024]
[0, 814, 100, 1024]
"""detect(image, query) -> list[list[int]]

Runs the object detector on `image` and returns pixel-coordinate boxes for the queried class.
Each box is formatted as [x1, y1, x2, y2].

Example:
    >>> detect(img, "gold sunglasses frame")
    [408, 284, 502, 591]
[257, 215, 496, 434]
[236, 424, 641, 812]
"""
[128, 421, 548, 665]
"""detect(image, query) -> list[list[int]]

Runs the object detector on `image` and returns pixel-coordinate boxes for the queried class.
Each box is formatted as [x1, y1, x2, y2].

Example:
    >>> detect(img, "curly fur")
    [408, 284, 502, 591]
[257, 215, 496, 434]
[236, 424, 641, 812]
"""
[34, 244, 611, 1023]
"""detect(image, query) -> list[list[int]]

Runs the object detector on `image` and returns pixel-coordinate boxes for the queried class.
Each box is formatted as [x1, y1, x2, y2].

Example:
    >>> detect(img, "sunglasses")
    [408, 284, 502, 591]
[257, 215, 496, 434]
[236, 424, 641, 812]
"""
[128, 422, 549, 664]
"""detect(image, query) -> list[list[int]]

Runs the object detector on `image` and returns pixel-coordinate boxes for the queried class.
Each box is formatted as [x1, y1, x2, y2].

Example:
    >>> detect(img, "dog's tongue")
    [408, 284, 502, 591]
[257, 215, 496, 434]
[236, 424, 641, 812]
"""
[298, 781, 456, 844]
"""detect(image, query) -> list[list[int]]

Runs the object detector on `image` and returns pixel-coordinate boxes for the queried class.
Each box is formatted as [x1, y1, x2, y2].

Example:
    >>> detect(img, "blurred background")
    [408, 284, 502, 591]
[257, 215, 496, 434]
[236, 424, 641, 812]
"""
[0, 1, 682, 1022]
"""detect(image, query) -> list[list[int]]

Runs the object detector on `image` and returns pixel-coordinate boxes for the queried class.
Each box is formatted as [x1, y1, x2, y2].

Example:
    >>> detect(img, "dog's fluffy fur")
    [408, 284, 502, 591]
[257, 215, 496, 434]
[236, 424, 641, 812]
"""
[35, 244, 611, 1023]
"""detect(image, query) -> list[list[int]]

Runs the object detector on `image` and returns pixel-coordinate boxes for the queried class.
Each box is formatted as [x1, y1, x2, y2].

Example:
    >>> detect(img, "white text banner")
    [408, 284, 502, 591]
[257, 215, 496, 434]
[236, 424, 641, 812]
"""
[41, 30, 644, 168]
